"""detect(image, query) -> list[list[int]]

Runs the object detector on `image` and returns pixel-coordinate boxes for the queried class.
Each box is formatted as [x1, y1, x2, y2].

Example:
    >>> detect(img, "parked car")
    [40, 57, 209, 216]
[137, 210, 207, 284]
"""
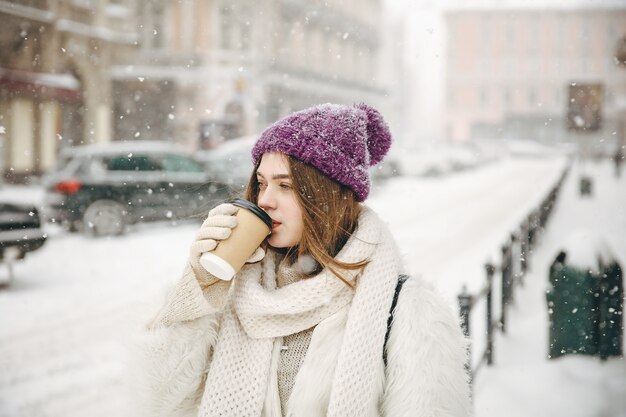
[43, 141, 230, 236]
[0, 201, 47, 282]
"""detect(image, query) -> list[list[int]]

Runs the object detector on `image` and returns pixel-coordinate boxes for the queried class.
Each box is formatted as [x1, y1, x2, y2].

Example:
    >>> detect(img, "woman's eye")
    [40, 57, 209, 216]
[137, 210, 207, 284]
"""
[280, 183, 292, 190]
[258, 182, 267, 189]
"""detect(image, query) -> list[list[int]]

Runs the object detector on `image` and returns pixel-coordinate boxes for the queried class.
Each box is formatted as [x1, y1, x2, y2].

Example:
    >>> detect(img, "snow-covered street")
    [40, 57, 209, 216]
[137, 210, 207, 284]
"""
[0, 155, 623, 417]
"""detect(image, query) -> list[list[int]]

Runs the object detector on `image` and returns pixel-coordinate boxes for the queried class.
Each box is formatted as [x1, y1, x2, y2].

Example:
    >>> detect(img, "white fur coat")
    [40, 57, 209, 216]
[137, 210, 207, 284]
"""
[133, 247, 471, 417]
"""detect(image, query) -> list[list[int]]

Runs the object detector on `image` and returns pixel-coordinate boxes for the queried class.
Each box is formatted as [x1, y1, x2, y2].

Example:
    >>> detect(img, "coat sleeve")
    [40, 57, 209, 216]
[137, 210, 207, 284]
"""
[131, 264, 230, 417]
[381, 277, 472, 417]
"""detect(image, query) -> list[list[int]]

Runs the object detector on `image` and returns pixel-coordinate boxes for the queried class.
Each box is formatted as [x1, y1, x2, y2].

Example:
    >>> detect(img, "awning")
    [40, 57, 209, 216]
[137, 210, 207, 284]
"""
[0, 67, 82, 101]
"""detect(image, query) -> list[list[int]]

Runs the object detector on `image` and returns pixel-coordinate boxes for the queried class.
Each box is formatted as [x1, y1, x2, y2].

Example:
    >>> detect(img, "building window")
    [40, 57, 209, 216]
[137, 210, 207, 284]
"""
[506, 18, 515, 44]
[554, 86, 561, 106]
[556, 15, 565, 51]
[504, 57, 513, 74]
[330, 36, 340, 76]
[181, 0, 193, 51]
[218, 4, 250, 51]
[143, 3, 165, 50]
[479, 86, 488, 106]
[529, 17, 539, 48]
[220, 6, 233, 49]
[480, 57, 489, 73]
[480, 15, 490, 45]
[311, 30, 322, 71]
[71, 0, 93, 7]
[581, 19, 590, 41]
[447, 24, 455, 48]
[356, 45, 364, 81]
[345, 41, 354, 76]
[362, 47, 371, 80]
[529, 87, 536, 106]
[240, 21, 251, 50]
[608, 22, 616, 46]
[448, 47, 455, 72]
[290, 21, 305, 68]
[607, 56, 616, 71]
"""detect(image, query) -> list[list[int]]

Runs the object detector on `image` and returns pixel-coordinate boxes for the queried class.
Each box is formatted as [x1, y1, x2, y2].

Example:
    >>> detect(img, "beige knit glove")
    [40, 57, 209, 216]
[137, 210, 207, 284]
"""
[189, 203, 266, 285]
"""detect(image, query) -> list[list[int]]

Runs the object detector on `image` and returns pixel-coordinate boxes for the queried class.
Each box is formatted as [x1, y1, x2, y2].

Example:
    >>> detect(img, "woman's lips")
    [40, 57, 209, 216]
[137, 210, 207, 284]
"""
[272, 221, 281, 229]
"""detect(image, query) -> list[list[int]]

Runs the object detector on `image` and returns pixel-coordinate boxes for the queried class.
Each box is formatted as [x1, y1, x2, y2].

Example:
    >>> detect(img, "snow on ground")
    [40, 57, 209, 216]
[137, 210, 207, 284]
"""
[0, 221, 197, 417]
[0, 155, 621, 417]
[369, 155, 567, 302]
[473, 159, 626, 417]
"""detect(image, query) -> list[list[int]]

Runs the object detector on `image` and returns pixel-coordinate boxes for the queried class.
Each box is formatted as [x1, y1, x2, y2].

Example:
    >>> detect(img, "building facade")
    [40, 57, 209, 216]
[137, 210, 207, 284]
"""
[0, 0, 137, 182]
[444, 4, 626, 146]
[1, 0, 391, 180]
[114, 0, 388, 150]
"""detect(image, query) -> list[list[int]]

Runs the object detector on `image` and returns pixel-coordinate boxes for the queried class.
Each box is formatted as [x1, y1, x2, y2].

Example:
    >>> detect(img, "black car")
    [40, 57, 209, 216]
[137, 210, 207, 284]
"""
[0, 202, 47, 282]
[43, 141, 230, 236]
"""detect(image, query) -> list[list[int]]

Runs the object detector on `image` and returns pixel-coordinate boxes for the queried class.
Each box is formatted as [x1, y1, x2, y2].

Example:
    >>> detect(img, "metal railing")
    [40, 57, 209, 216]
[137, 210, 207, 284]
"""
[458, 164, 569, 385]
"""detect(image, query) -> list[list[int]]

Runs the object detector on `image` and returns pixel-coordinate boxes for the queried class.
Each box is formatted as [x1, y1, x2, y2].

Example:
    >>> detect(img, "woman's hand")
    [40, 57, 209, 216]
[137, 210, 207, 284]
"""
[189, 203, 265, 284]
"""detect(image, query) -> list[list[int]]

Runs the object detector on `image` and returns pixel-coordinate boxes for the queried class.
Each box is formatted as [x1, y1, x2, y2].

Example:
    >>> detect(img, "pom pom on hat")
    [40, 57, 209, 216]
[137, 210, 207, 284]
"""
[354, 102, 392, 166]
[251, 103, 393, 201]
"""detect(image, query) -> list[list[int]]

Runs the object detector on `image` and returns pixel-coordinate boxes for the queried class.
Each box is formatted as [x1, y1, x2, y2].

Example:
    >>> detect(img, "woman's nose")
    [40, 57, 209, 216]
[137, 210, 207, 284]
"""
[257, 187, 276, 211]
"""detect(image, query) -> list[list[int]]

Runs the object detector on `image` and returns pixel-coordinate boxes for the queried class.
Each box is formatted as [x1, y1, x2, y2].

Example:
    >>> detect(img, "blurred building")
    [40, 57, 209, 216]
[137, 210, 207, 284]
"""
[378, 7, 411, 148]
[0, 0, 137, 182]
[444, 2, 626, 146]
[113, 0, 388, 150]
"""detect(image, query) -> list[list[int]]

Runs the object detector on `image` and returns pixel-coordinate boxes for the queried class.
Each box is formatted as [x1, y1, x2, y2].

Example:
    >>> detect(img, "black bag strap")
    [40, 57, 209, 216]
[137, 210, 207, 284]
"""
[383, 274, 410, 367]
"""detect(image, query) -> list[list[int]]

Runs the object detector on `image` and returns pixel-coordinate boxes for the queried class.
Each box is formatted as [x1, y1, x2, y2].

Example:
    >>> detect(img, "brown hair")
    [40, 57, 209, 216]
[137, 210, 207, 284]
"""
[245, 154, 369, 287]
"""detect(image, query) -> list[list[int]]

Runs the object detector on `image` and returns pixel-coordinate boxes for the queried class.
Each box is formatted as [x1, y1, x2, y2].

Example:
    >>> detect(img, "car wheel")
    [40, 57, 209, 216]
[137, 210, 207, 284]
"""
[83, 200, 128, 237]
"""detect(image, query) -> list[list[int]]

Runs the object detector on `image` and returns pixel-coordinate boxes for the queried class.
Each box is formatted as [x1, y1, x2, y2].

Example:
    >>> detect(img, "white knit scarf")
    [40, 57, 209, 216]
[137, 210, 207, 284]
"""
[198, 207, 401, 417]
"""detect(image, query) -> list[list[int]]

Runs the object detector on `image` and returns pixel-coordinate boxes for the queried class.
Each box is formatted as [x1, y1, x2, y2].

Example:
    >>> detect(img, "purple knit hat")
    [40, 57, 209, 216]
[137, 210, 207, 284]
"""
[251, 103, 392, 201]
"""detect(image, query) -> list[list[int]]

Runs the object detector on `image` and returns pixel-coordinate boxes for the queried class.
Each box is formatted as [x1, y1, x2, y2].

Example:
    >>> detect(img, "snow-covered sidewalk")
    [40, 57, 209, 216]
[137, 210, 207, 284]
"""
[474, 159, 626, 417]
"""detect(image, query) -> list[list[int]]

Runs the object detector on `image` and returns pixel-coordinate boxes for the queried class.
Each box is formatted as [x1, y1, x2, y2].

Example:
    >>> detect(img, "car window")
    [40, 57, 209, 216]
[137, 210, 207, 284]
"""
[105, 155, 162, 171]
[76, 158, 107, 176]
[161, 153, 205, 173]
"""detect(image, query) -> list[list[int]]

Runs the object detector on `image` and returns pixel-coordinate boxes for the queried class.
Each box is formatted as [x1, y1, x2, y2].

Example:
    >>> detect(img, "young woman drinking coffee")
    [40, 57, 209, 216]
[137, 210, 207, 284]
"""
[136, 104, 471, 417]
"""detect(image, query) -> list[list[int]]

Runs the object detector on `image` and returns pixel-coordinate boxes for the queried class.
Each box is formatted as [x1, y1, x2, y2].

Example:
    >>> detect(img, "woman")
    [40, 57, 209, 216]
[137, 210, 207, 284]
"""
[136, 103, 471, 417]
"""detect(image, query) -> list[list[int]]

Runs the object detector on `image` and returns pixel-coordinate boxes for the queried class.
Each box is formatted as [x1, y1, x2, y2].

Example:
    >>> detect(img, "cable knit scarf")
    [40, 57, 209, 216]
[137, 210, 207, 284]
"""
[198, 207, 401, 417]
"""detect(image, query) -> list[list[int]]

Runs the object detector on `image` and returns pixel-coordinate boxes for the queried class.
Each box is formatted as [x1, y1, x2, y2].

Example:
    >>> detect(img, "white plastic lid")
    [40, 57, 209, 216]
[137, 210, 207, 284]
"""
[199, 252, 236, 281]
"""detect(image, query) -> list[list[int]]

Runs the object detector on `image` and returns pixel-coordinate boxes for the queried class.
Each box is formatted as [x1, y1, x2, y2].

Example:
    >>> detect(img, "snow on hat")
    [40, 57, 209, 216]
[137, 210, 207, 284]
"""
[251, 103, 392, 201]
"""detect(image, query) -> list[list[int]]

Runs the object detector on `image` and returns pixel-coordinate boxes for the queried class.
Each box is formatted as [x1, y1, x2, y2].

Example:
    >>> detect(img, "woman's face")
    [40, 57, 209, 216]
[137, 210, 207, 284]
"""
[256, 152, 304, 249]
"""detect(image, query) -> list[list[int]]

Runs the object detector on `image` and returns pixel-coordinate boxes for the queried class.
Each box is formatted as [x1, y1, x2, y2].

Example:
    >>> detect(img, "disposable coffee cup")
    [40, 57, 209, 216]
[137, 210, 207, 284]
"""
[199, 198, 272, 280]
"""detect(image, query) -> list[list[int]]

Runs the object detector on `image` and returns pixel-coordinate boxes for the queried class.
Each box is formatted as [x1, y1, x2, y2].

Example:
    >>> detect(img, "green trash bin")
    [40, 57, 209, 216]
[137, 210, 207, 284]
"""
[579, 176, 593, 196]
[547, 232, 624, 360]
[597, 260, 623, 359]
[547, 253, 600, 358]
